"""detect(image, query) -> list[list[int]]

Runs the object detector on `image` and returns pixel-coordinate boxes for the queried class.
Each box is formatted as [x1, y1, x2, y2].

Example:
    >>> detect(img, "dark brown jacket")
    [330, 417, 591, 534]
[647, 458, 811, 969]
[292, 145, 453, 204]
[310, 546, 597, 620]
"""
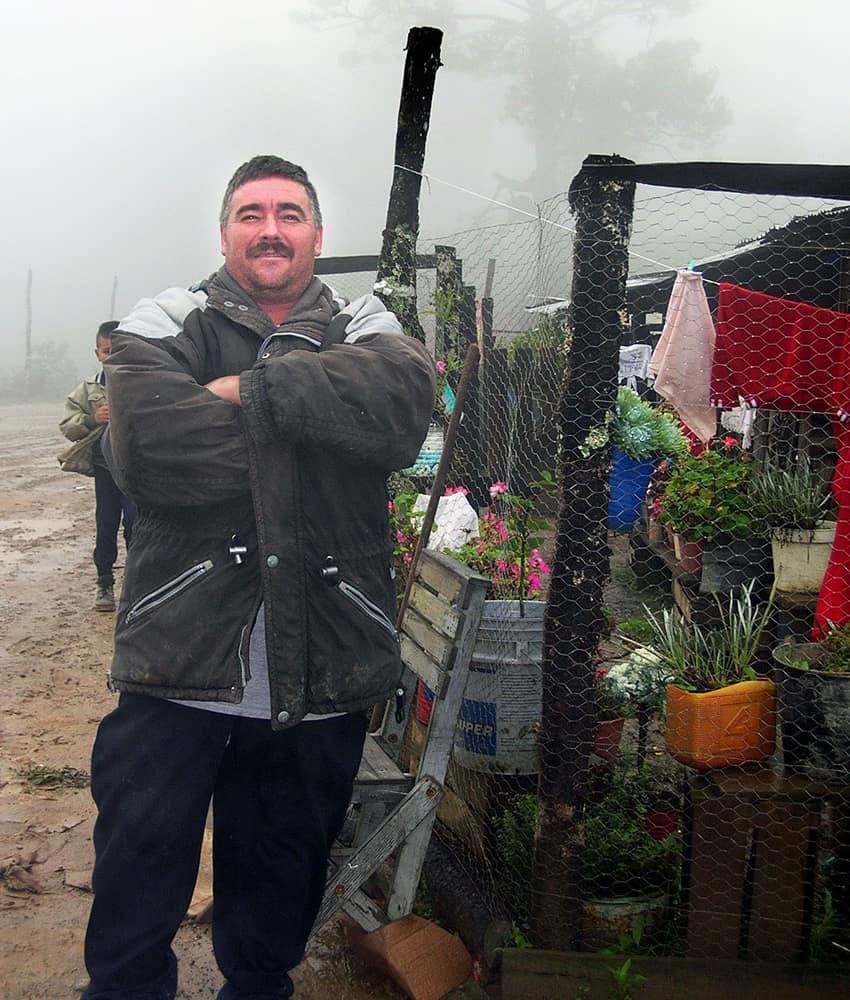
[104, 269, 435, 728]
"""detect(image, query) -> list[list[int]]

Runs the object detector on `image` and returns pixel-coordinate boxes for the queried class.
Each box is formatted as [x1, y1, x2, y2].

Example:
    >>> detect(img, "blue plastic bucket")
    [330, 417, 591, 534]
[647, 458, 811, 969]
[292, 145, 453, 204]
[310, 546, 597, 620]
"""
[608, 449, 655, 532]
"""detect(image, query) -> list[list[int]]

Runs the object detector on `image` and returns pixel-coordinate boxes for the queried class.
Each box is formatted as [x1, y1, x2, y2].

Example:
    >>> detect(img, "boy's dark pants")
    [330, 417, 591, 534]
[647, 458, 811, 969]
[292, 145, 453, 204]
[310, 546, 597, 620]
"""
[93, 464, 135, 579]
[83, 695, 367, 999]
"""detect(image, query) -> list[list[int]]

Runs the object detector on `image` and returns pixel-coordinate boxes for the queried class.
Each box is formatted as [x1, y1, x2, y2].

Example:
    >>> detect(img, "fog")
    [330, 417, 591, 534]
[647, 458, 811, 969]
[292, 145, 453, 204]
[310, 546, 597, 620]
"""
[2, 0, 848, 378]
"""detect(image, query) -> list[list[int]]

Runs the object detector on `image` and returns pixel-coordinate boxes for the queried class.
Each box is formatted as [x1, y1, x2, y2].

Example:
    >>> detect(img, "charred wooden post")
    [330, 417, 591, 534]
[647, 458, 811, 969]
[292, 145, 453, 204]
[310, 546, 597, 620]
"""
[530, 154, 636, 949]
[455, 284, 483, 482]
[376, 26, 443, 342]
[435, 244, 459, 358]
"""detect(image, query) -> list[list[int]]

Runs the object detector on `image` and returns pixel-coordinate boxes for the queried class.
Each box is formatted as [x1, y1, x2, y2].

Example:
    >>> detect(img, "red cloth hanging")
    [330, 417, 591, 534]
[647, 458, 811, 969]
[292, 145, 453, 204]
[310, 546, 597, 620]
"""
[712, 283, 850, 634]
[712, 283, 850, 413]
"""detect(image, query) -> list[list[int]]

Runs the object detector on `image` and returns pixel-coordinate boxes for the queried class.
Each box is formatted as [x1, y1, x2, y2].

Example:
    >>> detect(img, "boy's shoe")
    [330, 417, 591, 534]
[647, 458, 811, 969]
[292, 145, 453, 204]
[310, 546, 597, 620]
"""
[94, 576, 115, 612]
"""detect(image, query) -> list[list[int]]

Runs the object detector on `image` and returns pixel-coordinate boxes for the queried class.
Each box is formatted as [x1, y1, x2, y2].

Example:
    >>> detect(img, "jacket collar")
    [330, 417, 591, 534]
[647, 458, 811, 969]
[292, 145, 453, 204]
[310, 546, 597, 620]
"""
[204, 268, 339, 346]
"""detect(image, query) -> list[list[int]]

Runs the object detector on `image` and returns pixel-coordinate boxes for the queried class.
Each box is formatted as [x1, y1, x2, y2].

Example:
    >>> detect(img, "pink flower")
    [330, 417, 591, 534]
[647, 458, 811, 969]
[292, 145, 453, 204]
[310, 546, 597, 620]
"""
[489, 481, 508, 499]
[388, 500, 395, 512]
[527, 573, 542, 593]
[529, 549, 551, 575]
[396, 530, 408, 544]
[435, 360, 447, 375]
[723, 435, 738, 449]
[444, 485, 469, 496]
[403, 553, 412, 564]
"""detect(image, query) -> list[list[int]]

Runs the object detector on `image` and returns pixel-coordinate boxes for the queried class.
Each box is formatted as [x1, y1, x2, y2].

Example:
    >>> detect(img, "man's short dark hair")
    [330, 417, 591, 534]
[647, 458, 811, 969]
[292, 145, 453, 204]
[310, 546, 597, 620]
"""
[97, 321, 119, 346]
[219, 155, 322, 229]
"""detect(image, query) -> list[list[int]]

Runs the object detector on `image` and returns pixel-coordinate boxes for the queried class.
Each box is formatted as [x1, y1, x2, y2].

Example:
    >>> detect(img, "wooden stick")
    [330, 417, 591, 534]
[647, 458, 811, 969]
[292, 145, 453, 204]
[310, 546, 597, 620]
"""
[396, 340, 480, 629]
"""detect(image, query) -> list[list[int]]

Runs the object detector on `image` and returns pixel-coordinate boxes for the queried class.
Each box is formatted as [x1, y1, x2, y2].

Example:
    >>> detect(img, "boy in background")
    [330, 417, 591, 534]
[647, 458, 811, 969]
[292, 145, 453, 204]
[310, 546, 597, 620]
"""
[59, 321, 135, 611]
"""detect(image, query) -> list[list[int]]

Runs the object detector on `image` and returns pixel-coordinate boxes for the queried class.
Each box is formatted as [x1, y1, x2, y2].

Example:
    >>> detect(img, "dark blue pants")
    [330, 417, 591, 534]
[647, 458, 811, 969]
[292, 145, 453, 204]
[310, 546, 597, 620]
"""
[93, 463, 135, 579]
[83, 695, 367, 1000]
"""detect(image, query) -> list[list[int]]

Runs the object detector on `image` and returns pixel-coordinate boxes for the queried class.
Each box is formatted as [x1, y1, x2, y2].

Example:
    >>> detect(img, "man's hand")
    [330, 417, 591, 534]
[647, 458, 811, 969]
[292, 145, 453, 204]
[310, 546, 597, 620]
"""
[94, 403, 110, 425]
[204, 376, 242, 406]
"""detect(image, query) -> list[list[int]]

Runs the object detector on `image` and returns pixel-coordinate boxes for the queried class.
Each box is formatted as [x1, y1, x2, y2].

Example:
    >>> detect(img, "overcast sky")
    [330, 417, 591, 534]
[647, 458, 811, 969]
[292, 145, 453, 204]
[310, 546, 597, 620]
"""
[2, 0, 849, 373]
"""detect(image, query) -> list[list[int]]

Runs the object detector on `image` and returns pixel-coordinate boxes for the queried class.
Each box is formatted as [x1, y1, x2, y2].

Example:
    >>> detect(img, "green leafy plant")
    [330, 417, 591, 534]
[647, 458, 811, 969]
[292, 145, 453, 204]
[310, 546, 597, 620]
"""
[644, 581, 773, 691]
[611, 387, 688, 461]
[583, 762, 681, 899]
[616, 618, 656, 645]
[787, 621, 850, 674]
[599, 914, 647, 957]
[506, 316, 566, 371]
[607, 957, 647, 1000]
[387, 476, 426, 599]
[659, 436, 767, 543]
[752, 459, 834, 535]
[492, 793, 537, 931]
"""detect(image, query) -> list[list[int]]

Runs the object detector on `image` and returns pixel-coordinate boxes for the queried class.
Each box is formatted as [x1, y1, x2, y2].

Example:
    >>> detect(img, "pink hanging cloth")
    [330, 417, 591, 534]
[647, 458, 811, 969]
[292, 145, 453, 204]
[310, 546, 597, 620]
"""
[712, 282, 850, 634]
[650, 270, 718, 442]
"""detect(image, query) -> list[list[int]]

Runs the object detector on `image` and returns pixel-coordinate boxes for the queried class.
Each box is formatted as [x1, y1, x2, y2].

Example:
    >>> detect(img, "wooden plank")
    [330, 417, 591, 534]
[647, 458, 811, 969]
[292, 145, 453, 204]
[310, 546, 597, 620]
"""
[400, 634, 448, 696]
[313, 777, 442, 929]
[313, 253, 436, 275]
[406, 581, 459, 639]
[746, 799, 820, 960]
[356, 736, 408, 785]
[416, 549, 487, 602]
[501, 950, 850, 1000]
[402, 606, 453, 668]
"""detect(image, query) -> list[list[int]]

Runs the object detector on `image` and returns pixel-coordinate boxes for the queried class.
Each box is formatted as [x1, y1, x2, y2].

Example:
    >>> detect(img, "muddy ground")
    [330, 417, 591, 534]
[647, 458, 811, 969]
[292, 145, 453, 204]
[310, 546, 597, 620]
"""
[0, 402, 653, 1000]
[0, 403, 409, 1000]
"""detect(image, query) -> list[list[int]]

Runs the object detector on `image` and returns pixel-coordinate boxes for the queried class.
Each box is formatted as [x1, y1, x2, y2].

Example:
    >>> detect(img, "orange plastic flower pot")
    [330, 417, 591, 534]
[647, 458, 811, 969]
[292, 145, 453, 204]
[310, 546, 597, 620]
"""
[665, 680, 776, 770]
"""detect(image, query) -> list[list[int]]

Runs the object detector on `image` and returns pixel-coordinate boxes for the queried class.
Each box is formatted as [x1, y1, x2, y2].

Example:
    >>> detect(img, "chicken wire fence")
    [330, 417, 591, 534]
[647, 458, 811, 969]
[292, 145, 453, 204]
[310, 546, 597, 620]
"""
[322, 182, 850, 966]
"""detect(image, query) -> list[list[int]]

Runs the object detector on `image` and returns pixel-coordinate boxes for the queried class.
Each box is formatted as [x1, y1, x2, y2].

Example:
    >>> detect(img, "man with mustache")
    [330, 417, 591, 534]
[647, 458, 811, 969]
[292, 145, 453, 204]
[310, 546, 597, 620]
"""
[81, 155, 435, 1000]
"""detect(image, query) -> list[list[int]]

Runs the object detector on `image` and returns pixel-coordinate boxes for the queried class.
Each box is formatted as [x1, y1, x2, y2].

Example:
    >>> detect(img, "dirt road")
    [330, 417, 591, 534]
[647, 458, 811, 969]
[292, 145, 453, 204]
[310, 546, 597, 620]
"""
[0, 403, 403, 999]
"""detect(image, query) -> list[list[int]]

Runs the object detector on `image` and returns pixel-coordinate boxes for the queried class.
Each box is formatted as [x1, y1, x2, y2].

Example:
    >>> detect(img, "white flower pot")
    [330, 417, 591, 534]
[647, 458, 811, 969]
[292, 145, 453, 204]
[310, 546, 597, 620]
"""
[770, 520, 837, 593]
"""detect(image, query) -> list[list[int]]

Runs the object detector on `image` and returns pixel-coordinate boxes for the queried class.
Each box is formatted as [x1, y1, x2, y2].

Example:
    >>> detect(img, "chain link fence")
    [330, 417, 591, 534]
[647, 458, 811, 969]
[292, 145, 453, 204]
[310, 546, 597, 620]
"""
[322, 181, 850, 972]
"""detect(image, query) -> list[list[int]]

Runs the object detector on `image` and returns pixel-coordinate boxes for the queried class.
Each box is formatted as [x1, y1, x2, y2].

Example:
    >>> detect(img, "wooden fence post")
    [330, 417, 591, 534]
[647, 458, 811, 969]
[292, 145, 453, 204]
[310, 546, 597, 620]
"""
[435, 244, 458, 358]
[531, 154, 636, 949]
[376, 26, 443, 342]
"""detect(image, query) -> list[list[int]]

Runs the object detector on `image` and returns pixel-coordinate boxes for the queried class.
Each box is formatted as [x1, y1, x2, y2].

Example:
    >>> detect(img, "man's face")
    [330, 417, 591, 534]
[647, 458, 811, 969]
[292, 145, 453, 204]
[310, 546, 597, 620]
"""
[95, 337, 110, 365]
[220, 176, 323, 304]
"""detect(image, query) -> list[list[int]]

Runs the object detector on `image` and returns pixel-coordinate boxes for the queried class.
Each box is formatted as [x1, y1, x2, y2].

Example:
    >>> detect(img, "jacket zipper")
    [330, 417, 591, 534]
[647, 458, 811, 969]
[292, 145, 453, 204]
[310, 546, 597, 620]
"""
[337, 579, 400, 643]
[125, 560, 214, 624]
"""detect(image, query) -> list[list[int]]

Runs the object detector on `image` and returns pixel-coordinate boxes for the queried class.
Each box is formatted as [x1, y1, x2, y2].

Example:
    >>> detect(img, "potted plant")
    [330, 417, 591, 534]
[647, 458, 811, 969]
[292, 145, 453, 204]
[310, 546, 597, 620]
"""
[659, 436, 770, 591]
[645, 582, 777, 769]
[439, 478, 554, 775]
[608, 387, 687, 532]
[752, 459, 836, 593]
[595, 647, 672, 764]
[491, 763, 682, 950]
[581, 759, 682, 948]
[772, 622, 850, 779]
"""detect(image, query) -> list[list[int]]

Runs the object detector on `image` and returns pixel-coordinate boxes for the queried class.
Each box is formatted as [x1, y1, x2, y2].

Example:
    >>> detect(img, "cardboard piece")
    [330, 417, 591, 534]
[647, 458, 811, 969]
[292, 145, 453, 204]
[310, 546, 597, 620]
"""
[347, 913, 473, 1000]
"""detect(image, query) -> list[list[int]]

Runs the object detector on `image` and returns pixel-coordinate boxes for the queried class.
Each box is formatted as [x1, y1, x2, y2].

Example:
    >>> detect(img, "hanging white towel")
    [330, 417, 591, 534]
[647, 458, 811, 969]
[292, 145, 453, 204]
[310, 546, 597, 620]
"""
[650, 270, 718, 442]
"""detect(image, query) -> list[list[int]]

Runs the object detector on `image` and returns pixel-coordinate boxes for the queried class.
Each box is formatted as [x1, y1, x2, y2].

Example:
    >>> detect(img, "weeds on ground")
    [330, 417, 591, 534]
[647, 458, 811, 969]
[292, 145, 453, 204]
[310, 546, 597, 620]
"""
[607, 957, 647, 999]
[413, 877, 442, 927]
[14, 763, 89, 791]
[615, 618, 656, 646]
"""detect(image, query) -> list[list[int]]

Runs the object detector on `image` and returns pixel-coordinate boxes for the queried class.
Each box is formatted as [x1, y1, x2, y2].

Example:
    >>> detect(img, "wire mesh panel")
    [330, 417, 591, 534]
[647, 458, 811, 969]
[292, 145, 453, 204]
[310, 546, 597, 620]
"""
[384, 176, 850, 977]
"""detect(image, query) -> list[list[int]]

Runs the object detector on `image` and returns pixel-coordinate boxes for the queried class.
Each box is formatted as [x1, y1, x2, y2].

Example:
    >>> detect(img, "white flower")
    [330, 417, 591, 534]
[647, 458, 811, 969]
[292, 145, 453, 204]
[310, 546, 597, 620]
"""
[600, 646, 673, 711]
